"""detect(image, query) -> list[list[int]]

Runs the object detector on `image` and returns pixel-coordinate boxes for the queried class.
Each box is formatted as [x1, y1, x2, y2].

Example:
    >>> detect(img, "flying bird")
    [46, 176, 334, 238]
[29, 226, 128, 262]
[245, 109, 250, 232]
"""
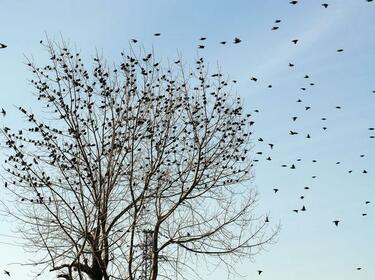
[0, 43, 7, 49]
[322, 3, 329, 8]
[333, 220, 340, 226]
[153, 33, 161, 36]
[4, 270, 10, 277]
[290, 1, 298, 4]
[233, 37, 242, 44]
[1, 108, 6, 116]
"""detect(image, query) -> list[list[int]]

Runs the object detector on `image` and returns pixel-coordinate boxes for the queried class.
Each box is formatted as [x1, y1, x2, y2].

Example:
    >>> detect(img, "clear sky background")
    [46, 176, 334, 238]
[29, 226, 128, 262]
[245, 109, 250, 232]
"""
[0, 0, 374, 279]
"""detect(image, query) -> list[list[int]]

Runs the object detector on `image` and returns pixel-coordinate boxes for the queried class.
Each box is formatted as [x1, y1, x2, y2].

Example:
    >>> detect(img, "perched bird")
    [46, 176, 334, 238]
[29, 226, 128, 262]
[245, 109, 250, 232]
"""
[292, 116, 298, 121]
[233, 37, 242, 44]
[301, 205, 306, 211]
[290, 164, 296, 169]
[322, 3, 329, 8]
[333, 220, 340, 226]
[131, 39, 138, 43]
[265, 216, 270, 222]
[0, 43, 7, 49]
[289, 63, 295, 67]
[257, 270, 263, 275]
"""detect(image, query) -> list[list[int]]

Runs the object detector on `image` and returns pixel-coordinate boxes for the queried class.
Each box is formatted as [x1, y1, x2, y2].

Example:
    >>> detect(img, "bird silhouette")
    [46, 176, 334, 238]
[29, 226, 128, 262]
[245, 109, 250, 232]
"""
[0, 43, 7, 49]
[4, 270, 10, 277]
[1, 108, 6, 116]
[292, 39, 299, 44]
[322, 3, 329, 8]
[233, 37, 242, 44]
[333, 220, 340, 226]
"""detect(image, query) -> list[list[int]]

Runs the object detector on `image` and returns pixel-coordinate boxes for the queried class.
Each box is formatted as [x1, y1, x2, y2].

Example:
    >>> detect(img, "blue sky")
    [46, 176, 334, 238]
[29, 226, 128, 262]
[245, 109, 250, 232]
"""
[0, 0, 374, 279]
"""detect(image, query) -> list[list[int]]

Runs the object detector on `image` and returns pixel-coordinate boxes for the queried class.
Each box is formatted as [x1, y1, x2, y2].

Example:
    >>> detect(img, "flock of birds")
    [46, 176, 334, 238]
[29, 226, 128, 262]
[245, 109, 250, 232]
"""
[0, 0, 374, 279]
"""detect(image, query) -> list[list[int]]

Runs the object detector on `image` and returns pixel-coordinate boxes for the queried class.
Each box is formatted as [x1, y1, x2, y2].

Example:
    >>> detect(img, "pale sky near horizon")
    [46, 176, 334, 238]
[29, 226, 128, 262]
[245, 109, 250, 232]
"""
[0, 0, 374, 279]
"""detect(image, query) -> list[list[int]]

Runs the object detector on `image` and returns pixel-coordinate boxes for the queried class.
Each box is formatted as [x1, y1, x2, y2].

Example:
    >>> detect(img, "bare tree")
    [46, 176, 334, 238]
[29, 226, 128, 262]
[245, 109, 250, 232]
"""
[1, 39, 277, 280]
